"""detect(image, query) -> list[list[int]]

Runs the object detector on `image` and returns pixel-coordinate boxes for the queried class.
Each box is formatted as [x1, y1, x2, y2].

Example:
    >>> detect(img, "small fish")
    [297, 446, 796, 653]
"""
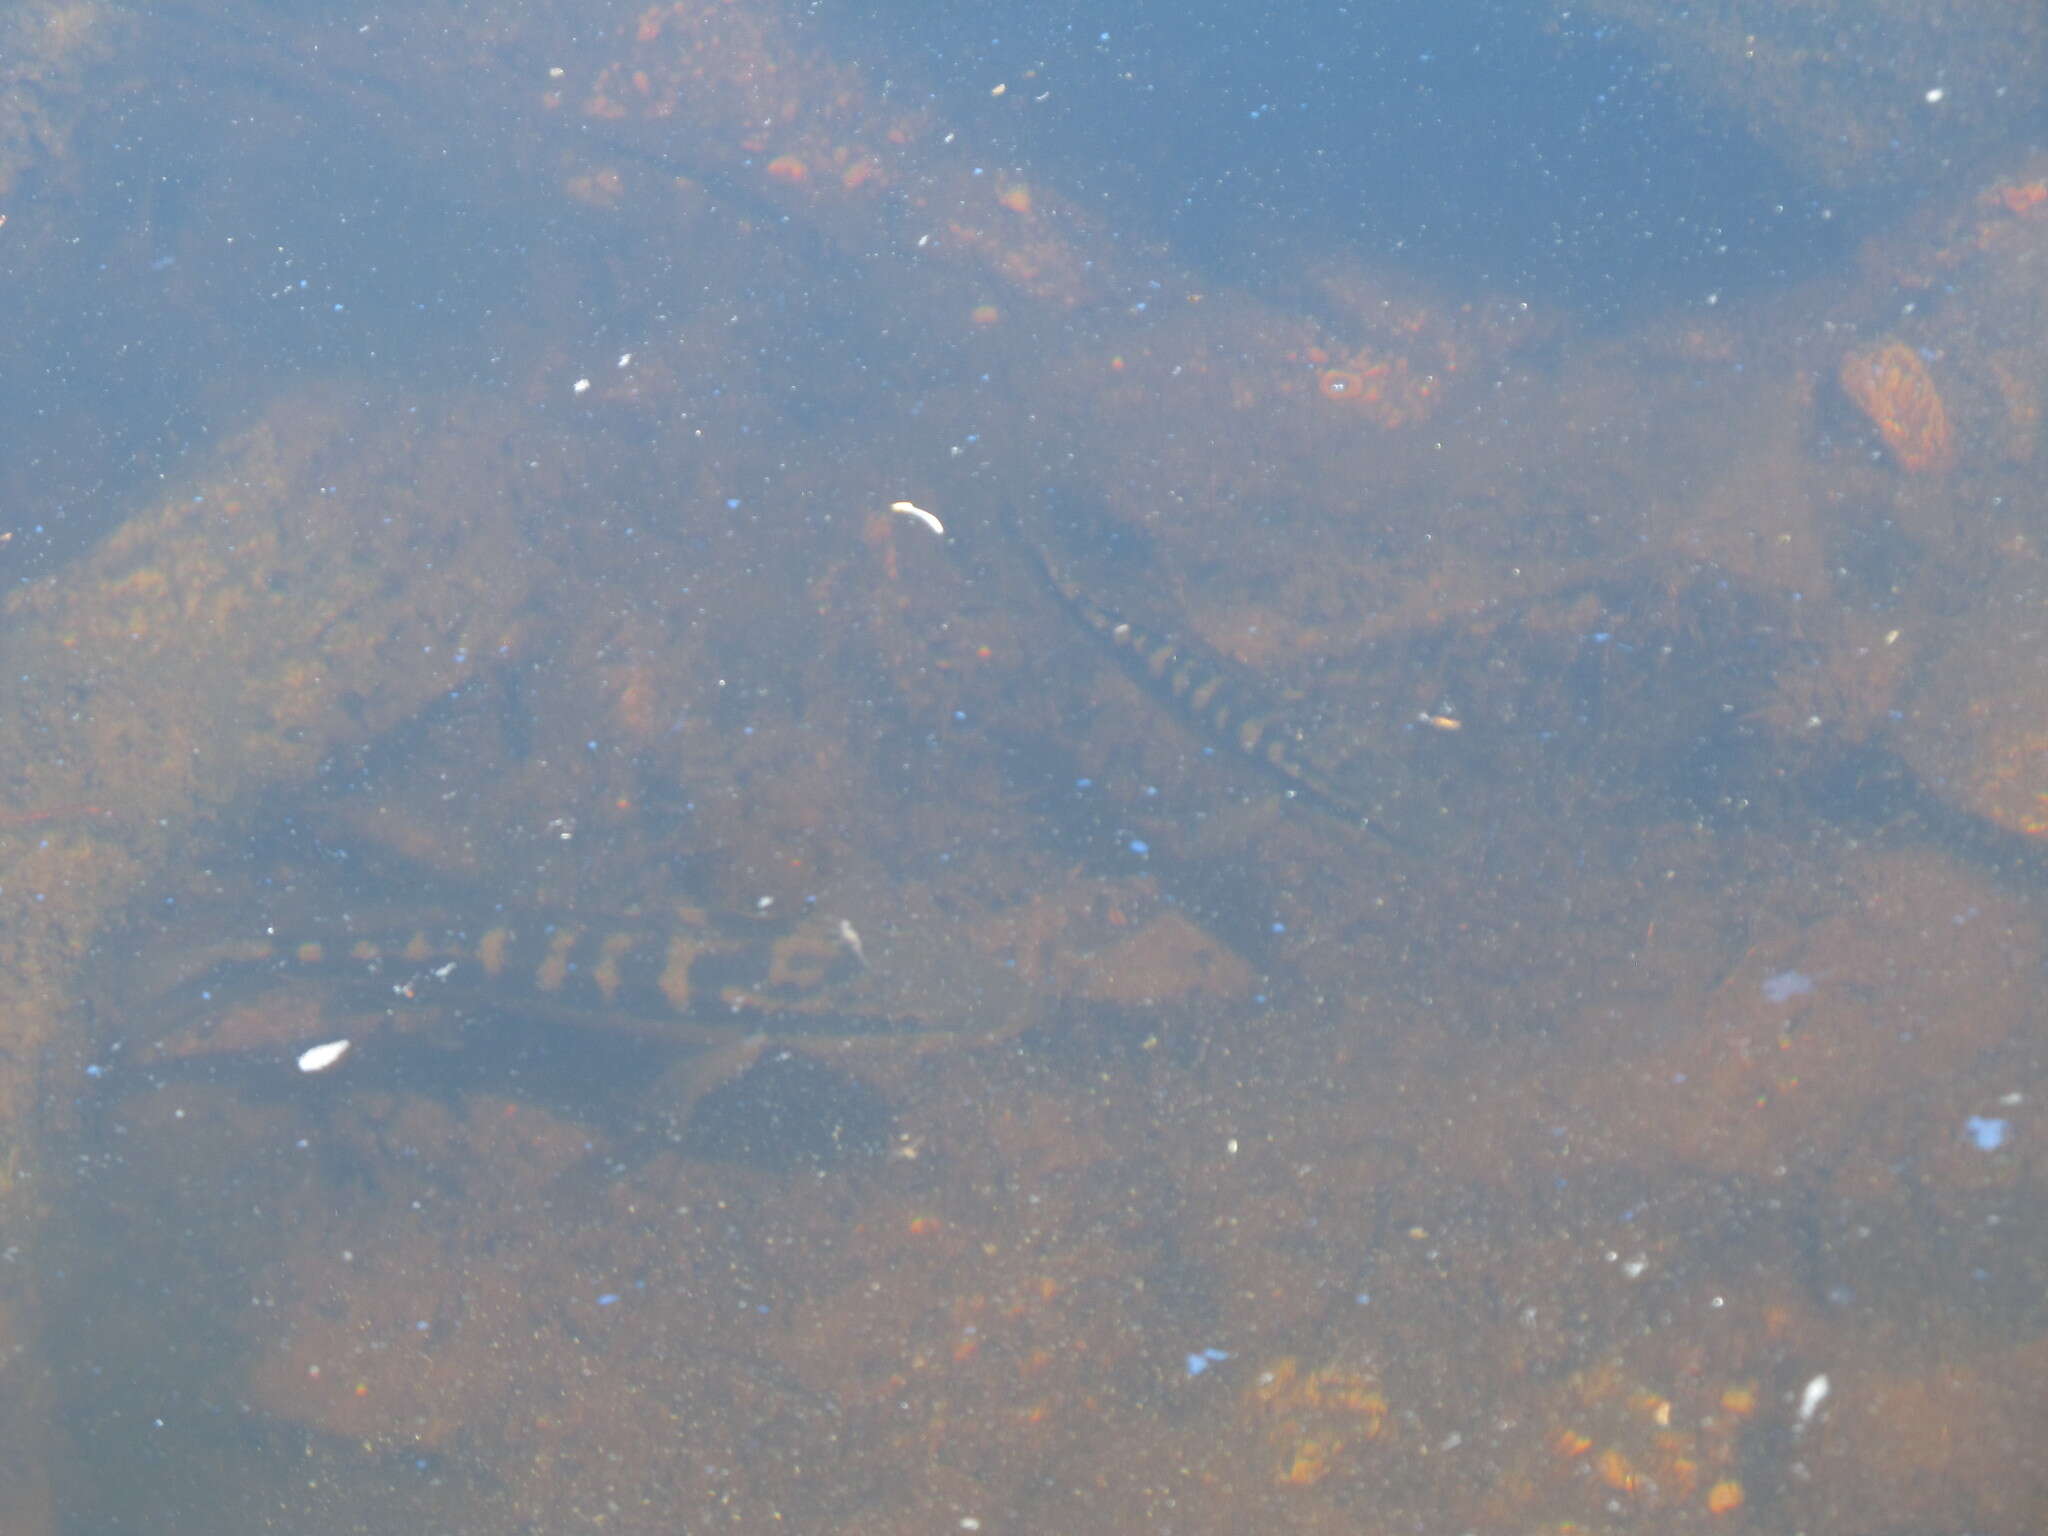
[143, 908, 903, 1053]
[1013, 510, 1456, 849]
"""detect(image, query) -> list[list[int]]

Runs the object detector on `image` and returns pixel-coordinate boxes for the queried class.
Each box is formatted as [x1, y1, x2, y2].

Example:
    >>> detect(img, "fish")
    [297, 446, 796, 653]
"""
[138, 905, 913, 1058]
[1014, 510, 1459, 851]
[113, 904, 968, 1152]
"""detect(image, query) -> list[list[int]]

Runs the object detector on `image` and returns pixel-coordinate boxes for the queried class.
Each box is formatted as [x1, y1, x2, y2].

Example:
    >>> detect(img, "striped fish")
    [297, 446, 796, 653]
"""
[148, 907, 901, 1047]
[1016, 512, 1459, 850]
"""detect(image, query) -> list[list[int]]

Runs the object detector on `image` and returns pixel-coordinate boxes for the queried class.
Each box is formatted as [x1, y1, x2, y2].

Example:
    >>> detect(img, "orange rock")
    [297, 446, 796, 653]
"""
[1839, 340, 1955, 474]
[1706, 1477, 1745, 1514]
[1596, 1445, 1641, 1493]
[1992, 179, 2047, 217]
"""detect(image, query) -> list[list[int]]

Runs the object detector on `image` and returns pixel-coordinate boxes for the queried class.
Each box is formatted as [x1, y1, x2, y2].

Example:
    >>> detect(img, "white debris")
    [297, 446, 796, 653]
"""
[1795, 1372, 1830, 1430]
[888, 500, 945, 536]
[296, 1038, 352, 1074]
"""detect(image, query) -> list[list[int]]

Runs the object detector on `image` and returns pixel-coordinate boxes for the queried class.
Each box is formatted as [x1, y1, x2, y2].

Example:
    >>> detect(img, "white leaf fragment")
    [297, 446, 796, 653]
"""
[889, 500, 945, 536]
[296, 1038, 352, 1074]
[1795, 1372, 1830, 1429]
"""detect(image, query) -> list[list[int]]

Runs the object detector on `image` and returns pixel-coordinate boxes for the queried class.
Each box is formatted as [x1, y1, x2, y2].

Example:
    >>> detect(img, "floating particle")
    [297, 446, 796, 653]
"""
[1965, 1115, 2010, 1151]
[1760, 970, 1814, 1004]
[1795, 1372, 1830, 1429]
[296, 1039, 352, 1074]
[1185, 1346, 1231, 1377]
